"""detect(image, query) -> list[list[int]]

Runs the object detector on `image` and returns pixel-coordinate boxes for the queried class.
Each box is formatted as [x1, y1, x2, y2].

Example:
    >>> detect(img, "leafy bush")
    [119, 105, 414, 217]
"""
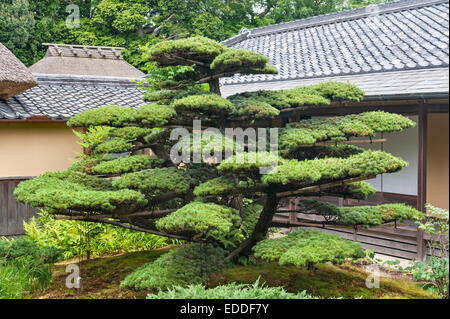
[408, 204, 449, 299]
[0, 237, 62, 299]
[0, 263, 34, 299]
[409, 256, 448, 299]
[148, 279, 315, 299]
[121, 244, 230, 290]
[253, 229, 366, 268]
[24, 211, 183, 260]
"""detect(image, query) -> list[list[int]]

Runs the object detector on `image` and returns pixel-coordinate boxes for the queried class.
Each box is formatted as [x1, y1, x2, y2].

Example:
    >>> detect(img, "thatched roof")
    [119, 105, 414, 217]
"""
[0, 42, 38, 100]
[29, 43, 144, 78]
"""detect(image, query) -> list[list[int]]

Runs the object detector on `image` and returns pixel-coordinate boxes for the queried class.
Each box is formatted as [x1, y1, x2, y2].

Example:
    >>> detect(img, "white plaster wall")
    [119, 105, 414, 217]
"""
[362, 116, 418, 195]
[311, 115, 418, 195]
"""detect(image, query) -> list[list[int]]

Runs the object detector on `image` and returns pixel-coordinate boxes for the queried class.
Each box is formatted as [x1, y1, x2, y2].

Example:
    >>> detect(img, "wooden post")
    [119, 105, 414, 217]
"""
[417, 102, 428, 261]
[289, 198, 295, 232]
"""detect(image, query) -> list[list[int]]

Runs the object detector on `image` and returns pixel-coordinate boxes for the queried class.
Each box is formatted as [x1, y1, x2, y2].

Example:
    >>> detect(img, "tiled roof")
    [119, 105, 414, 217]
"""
[0, 74, 146, 120]
[221, 0, 449, 90]
[222, 68, 449, 98]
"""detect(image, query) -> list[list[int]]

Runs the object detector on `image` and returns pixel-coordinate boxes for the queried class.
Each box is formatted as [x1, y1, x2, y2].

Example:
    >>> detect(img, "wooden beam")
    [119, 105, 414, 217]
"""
[416, 101, 428, 261]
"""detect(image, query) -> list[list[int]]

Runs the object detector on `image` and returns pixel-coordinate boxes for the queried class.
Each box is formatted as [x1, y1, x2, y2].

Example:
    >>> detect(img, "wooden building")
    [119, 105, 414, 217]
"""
[220, 0, 449, 259]
[0, 43, 145, 237]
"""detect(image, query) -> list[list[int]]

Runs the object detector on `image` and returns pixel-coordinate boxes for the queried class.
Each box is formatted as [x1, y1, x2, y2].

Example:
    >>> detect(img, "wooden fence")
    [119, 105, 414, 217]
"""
[0, 177, 39, 237]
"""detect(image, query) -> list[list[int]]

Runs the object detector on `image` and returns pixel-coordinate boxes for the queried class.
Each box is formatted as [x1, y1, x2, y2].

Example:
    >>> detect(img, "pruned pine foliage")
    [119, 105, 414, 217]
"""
[254, 229, 366, 267]
[147, 279, 315, 299]
[16, 37, 419, 280]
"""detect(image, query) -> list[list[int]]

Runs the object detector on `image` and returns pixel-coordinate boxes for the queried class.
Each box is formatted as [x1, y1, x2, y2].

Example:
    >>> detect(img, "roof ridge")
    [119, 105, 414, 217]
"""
[222, 0, 447, 45]
[33, 73, 143, 87]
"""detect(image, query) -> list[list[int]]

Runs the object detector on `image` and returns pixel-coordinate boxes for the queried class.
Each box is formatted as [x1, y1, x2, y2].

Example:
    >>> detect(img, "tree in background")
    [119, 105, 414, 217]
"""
[15, 37, 421, 287]
[0, 0, 35, 63]
[1, 0, 394, 69]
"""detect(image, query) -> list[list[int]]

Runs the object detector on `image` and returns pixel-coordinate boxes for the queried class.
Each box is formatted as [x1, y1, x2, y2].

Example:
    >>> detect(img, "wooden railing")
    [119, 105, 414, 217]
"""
[273, 194, 434, 261]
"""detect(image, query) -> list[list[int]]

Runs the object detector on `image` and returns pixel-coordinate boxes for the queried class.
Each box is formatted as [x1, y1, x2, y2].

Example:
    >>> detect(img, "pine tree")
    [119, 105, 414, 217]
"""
[15, 36, 421, 266]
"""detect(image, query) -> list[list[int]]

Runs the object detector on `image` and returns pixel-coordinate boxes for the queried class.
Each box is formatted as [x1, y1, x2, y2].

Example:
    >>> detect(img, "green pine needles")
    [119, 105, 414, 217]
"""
[15, 36, 420, 272]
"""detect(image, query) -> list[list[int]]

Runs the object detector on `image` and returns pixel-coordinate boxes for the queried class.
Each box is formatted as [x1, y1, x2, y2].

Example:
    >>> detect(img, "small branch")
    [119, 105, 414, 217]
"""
[309, 138, 387, 147]
[275, 175, 376, 198]
[123, 209, 177, 218]
[152, 14, 176, 36]
[166, 54, 210, 67]
[54, 216, 198, 242]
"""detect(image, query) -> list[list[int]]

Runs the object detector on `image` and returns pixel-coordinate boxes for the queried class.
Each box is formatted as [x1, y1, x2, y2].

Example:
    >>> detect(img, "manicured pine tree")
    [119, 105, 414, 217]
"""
[15, 37, 421, 281]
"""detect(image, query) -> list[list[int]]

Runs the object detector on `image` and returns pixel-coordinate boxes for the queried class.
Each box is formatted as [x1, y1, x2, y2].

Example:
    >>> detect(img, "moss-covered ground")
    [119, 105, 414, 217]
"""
[29, 247, 433, 299]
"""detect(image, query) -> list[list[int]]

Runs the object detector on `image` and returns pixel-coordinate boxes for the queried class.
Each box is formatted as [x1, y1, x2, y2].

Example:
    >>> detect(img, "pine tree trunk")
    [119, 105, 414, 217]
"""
[225, 187, 279, 261]
[208, 79, 221, 95]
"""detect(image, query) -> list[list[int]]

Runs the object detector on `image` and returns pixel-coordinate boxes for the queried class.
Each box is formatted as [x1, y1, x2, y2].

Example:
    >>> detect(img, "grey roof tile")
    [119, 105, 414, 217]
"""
[0, 75, 146, 120]
[221, 0, 449, 89]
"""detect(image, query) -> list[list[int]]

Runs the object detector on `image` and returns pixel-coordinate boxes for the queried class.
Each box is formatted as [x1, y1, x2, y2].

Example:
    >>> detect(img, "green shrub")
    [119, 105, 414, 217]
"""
[408, 204, 449, 299]
[24, 210, 183, 260]
[148, 279, 315, 299]
[121, 244, 230, 290]
[0, 263, 34, 299]
[0, 237, 62, 298]
[253, 229, 366, 268]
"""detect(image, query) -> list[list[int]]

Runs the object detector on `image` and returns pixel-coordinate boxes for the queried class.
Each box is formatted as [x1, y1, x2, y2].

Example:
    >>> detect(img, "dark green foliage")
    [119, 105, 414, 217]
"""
[0, 237, 62, 266]
[240, 202, 263, 239]
[112, 167, 193, 196]
[148, 280, 314, 299]
[297, 199, 422, 226]
[0, 237, 62, 298]
[262, 150, 407, 185]
[253, 229, 366, 267]
[121, 244, 230, 290]
[285, 144, 365, 160]
[91, 155, 163, 175]
[156, 202, 242, 247]
[0, 0, 34, 56]
[410, 257, 449, 299]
